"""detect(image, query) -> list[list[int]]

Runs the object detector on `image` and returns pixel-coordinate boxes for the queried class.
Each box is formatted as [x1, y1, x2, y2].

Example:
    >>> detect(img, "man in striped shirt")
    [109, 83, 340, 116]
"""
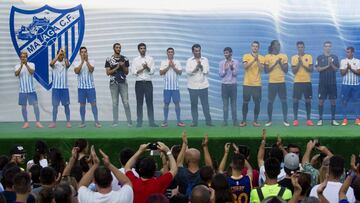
[339, 46, 360, 126]
[159, 47, 185, 127]
[74, 47, 101, 128]
[48, 49, 71, 128]
[15, 51, 43, 128]
[316, 41, 339, 126]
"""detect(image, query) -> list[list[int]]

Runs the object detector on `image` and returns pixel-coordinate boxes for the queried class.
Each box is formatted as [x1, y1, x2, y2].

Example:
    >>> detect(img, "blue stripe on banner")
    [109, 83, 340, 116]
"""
[65, 31, 69, 57]
[52, 43, 55, 59]
[71, 26, 75, 52]
[58, 36, 62, 50]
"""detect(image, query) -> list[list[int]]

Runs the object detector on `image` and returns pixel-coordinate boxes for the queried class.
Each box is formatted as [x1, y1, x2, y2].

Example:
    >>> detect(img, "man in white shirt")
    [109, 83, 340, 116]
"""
[14, 51, 43, 128]
[131, 43, 158, 128]
[339, 46, 360, 126]
[160, 47, 185, 127]
[74, 46, 101, 128]
[186, 44, 213, 127]
[309, 155, 355, 203]
[78, 147, 133, 203]
[49, 48, 71, 128]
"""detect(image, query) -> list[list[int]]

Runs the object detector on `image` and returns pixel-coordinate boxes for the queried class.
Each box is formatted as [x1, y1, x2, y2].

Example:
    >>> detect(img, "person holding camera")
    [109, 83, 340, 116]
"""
[105, 43, 132, 127]
[125, 142, 177, 203]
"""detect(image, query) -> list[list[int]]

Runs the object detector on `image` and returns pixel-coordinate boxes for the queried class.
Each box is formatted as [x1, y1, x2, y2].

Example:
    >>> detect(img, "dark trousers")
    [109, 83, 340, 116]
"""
[188, 88, 212, 125]
[135, 81, 155, 125]
[221, 84, 237, 124]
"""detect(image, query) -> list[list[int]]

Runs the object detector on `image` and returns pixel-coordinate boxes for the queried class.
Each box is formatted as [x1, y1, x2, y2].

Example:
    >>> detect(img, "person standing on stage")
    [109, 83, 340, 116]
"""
[159, 47, 185, 127]
[48, 48, 71, 128]
[131, 43, 158, 127]
[186, 44, 213, 127]
[339, 46, 360, 126]
[264, 40, 289, 127]
[15, 51, 43, 128]
[316, 41, 340, 126]
[74, 46, 101, 128]
[291, 41, 314, 126]
[105, 43, 132, 127]
[219, 47, 239, 126]
[241, 41, 265, 127]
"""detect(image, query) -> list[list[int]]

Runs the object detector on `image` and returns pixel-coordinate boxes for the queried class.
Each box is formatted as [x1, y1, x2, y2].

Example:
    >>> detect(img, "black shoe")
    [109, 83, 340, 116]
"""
[149, 123, 159, 127]
[206, 123, 214, 127]
[190, 123, 198, 127]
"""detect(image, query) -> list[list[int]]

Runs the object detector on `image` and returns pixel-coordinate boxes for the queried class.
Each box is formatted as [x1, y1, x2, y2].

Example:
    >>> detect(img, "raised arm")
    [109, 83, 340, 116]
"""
[124, 143, 148, 172]
[202, 134, 213, 167]
[177, 131, 188, 167]
[78, 145, 99, 187]
[99, 149, 132, 187]
[302, 140, 316, 165]
[218, 143, 231, 173]
[157, 142, 178, 177]
[62, 147, 79, 177]
[257, 129, 266, 167]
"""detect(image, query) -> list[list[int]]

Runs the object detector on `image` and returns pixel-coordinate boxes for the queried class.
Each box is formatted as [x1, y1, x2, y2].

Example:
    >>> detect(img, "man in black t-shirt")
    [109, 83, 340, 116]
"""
[316, 41, 340, 126]
[105, 43, 132, 127]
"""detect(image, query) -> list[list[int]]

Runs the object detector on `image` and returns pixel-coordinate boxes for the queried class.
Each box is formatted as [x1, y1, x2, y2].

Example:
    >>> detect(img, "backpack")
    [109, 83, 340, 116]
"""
[255, 186, 286, 201]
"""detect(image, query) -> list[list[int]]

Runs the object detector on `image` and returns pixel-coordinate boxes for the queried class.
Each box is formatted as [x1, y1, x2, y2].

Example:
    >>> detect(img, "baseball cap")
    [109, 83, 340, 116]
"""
[10, 145, 26, 155]
[284, 152, 299, 171]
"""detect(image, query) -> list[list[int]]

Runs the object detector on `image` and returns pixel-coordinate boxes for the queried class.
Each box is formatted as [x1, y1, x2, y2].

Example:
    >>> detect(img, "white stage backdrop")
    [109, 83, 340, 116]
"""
[1, 0, 360, 122]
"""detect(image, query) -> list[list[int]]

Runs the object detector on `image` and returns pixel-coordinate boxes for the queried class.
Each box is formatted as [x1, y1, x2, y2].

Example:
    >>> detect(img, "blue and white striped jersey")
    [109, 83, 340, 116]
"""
[14, 62, 36, 93]
[51, 60, 68, 89]
[340, 58, 360, 85]
[160, 59, 182, 90]
[74, 60, 95, 89]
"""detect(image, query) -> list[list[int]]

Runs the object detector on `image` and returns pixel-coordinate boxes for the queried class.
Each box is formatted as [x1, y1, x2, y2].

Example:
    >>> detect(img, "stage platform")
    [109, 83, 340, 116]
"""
[0, 121, 359, 167]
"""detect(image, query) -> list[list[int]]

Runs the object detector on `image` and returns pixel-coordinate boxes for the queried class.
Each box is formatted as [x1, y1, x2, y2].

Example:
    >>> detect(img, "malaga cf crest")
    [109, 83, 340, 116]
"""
[9, 5, 85, 90]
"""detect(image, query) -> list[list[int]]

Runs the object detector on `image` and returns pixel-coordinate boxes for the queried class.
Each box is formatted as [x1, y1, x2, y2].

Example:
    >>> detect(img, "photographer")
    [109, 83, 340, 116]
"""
[105, 43, 132, 127]
[125, 142, 177, 203]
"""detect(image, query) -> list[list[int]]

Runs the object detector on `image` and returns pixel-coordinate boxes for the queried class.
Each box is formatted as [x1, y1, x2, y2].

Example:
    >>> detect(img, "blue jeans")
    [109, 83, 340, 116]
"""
[110, 81, 132, 124]
[222, 84, 237, 124]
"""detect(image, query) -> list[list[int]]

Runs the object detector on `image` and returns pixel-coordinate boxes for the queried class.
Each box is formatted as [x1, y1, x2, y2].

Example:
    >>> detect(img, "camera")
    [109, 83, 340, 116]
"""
[148, 143, 158, 150]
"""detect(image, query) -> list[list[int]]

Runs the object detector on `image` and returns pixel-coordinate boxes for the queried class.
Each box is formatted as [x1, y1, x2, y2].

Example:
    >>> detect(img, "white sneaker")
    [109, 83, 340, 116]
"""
[317, 120, 323, 126]
[112, 123, 118, 127]
[265, 121, 272, 127]
[331, 120, 340, 126]
[283, 121, 290, 127]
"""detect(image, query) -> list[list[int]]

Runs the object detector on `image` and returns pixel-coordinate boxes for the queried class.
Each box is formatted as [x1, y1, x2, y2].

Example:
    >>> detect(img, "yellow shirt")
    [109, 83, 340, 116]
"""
[250, 184, 292, 203]
[291, 54, 313, 83]
[264, 53, 288, 83]
[242, 53, 265, 86]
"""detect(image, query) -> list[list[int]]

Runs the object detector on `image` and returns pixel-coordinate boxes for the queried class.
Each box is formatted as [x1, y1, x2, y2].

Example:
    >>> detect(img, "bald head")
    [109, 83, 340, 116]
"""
[191, 185, 210, 203]
[185, 148, 200, 164]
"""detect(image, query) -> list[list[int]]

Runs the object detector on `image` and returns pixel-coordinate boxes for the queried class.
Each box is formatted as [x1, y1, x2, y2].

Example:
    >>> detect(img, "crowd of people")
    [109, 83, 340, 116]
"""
[0, 129, 359, 203]
[15, 40, 360, 129]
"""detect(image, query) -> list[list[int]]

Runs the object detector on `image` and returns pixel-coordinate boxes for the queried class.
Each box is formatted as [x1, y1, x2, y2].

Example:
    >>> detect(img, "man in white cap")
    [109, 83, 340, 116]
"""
[278, 152, 300, 193]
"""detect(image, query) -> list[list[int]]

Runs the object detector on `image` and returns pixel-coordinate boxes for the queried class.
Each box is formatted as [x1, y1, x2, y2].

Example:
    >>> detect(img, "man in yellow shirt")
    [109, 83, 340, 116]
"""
[291, 41, 314, 126]
[264, 40, 289, 127]
[240, 41, 265, 127]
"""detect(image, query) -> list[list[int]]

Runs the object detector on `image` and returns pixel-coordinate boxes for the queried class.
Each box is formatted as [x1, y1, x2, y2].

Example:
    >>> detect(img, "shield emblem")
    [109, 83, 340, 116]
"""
[9, 5, 85, 90]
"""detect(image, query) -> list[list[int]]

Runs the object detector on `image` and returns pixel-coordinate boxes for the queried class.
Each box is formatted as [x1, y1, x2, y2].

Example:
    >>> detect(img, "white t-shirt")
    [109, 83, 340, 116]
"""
[309, 181, 355, 203]
[74, 60, 95, 89]
[340, 57, 360, 85]
[78, 184, 133, 203]
[111, 168, 138, 191]
[14, 62, 36, 93]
